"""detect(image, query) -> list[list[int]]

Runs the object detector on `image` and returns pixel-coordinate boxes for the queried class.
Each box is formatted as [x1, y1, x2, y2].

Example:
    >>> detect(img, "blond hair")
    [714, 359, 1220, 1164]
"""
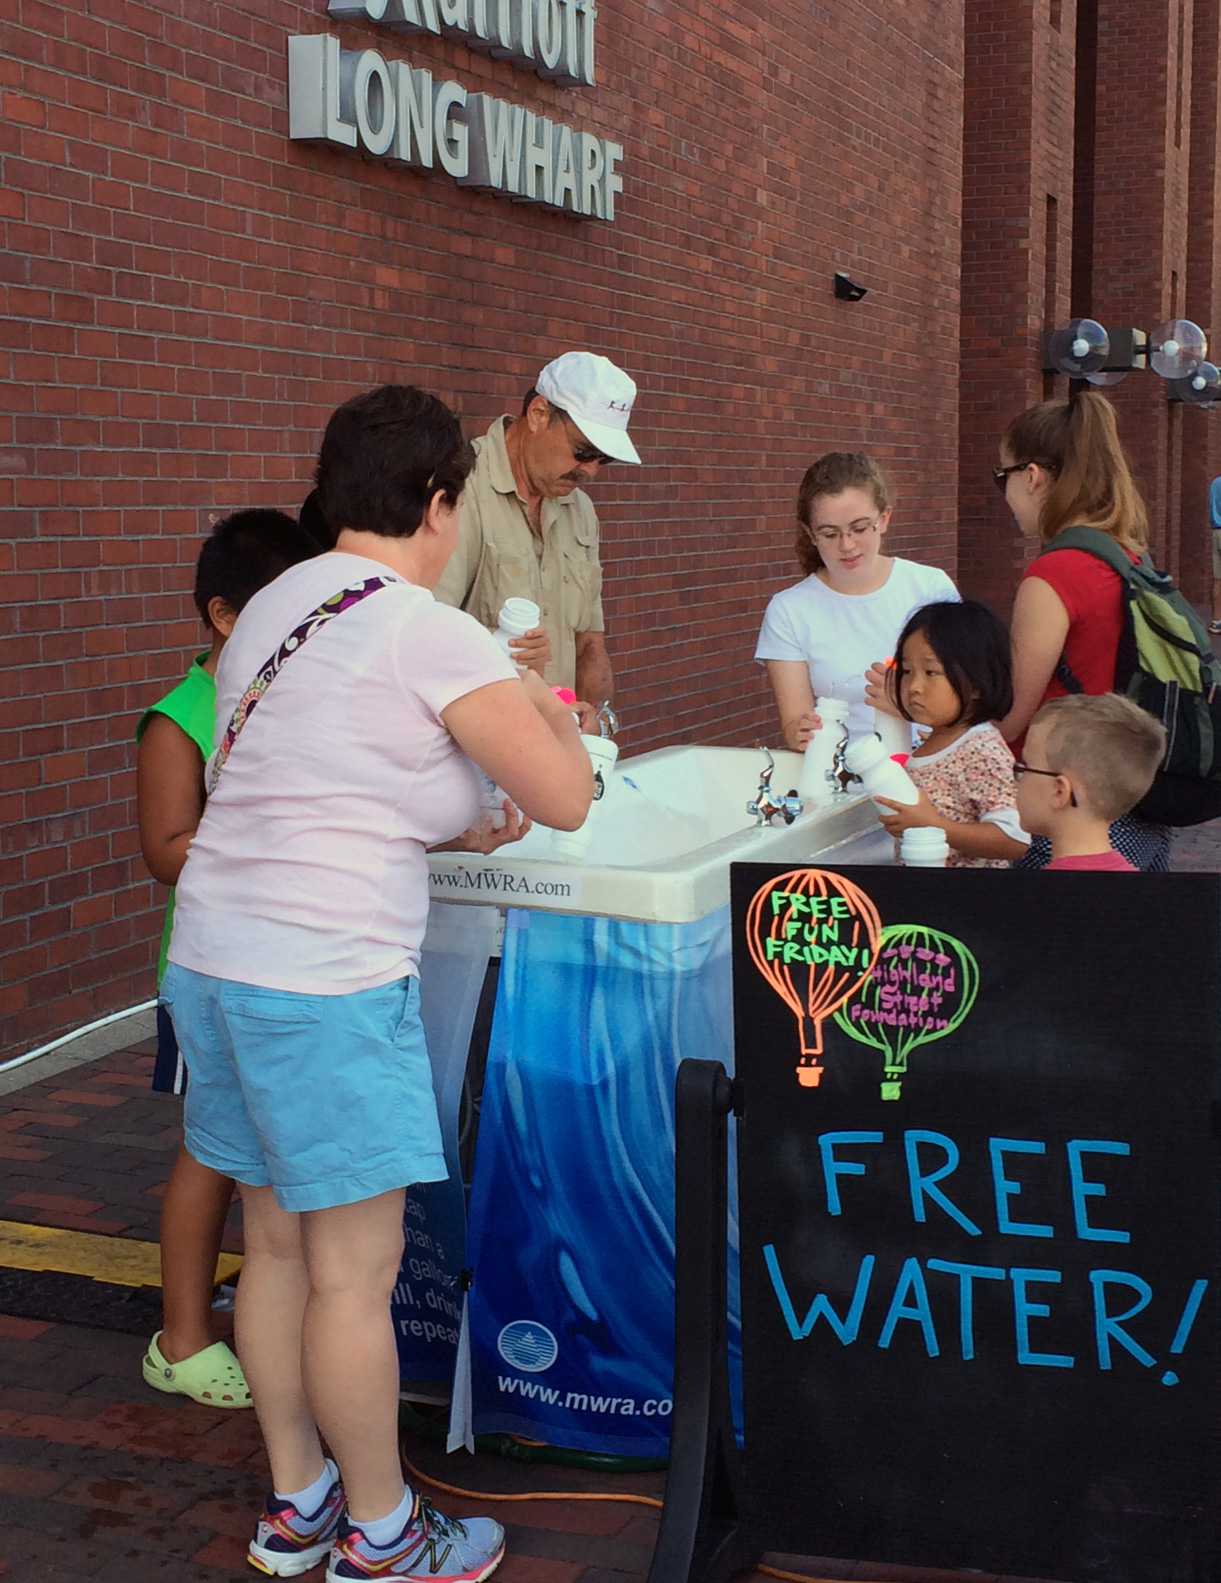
[1002, 391, 1148, 551]
[1031, 694, 1165, 821]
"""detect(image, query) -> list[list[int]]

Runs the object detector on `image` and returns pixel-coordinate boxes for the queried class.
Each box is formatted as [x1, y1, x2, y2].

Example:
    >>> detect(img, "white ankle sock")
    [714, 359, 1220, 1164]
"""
[277, 1457, 336, 1516]
[360, 1485, 415, 1548]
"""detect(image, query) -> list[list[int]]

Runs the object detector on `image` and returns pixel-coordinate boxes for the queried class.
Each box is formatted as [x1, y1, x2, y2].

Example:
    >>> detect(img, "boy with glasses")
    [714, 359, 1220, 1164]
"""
[1013, 694, 1165, 870]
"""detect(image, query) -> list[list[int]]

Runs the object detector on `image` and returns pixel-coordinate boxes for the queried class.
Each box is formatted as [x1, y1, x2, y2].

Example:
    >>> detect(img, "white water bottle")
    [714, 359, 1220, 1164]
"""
[843, 734, 921, 812]
[873, 708, 913, 761]
[798, 697, 853, 803]
[478, 772, 509, 831]
[494, 598, 541, 674]
[900, 828, 949, 867]
[550, 735, 620, 859]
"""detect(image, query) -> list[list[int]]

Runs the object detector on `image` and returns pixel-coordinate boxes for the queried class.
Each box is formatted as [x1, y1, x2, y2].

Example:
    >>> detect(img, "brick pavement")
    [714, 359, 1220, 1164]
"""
[2, 820, 1220, 1580]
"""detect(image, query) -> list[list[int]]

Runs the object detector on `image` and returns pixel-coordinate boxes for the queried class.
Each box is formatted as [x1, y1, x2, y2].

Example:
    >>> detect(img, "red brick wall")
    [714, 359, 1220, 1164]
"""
[958, 0, 1077, 618]
[1, 0, 966, 1055]
[1182, 0, 1221, 606]
[1089, 0, 1193, 579]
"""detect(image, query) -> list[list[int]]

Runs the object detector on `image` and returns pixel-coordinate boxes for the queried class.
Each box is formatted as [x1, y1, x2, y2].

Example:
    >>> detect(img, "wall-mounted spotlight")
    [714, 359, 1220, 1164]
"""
[1168, 362, 1221, 407]
[1043, 317, 1209, 401]
[834, 272, 868, 302]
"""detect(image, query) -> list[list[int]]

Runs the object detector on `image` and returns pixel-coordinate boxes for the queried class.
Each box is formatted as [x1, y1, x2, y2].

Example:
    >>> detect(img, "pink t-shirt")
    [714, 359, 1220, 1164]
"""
[1044, 850, 1137, 871]
[170, 553, 517, 994]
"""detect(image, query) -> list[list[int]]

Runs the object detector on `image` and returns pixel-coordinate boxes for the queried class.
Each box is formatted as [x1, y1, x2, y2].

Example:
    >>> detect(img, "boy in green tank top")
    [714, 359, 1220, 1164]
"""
[136, 508, 325, 1406]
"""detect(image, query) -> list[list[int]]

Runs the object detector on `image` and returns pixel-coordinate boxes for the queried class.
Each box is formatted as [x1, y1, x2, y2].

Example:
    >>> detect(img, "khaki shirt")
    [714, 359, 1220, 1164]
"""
[434, 416, 604, 690]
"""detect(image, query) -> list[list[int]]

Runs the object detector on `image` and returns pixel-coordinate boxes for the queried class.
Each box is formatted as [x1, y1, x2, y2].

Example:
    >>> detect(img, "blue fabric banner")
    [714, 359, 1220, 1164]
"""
[391, 901, 499, 1388]
[463, 904, 740, 1457]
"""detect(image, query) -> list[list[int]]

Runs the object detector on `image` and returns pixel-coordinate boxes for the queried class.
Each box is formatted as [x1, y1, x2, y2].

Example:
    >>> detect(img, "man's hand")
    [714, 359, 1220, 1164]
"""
[508, 625, 551, 677]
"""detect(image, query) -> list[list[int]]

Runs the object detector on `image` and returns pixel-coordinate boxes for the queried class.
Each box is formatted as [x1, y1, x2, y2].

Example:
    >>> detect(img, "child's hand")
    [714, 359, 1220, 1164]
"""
[875, 791, 942, 835]
[864, 658, 902, 717]
[791, 710, 823, 750]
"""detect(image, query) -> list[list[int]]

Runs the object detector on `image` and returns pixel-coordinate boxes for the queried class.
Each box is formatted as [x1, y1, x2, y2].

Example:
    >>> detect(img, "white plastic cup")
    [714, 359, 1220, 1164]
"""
[798, 697, 853, 803]
[843, 734, 920, 811]
[900, 827, 949, 866]
[495, 598, 542, 674]
[550, 735, 620, 859]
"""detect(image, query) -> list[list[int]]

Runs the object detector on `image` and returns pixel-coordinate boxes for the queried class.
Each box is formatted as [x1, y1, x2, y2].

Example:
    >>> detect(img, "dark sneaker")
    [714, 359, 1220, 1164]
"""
[248, 1460, 345, 1576]
[325, 1494, 504, 1582]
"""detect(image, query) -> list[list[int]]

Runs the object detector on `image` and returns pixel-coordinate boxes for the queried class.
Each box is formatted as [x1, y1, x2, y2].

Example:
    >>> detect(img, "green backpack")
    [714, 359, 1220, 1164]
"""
[1041, 526, 1221, 826]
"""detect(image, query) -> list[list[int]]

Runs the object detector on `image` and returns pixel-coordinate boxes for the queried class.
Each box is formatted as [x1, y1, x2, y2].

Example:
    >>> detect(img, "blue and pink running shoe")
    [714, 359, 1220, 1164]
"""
[248, 1459, 346, 1576]
[325, 1495, 504, 1582]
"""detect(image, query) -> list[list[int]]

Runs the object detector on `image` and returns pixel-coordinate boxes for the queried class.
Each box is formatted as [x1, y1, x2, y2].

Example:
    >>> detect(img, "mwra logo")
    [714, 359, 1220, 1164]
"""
[497, 1320, 559, 1373]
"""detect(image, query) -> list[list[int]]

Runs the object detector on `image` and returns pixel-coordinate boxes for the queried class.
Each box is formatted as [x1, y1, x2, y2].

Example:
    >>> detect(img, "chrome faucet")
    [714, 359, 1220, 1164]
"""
[747, 746, 802, 827]
[595, 701, 619, 739]
[829, 719, 862, 794]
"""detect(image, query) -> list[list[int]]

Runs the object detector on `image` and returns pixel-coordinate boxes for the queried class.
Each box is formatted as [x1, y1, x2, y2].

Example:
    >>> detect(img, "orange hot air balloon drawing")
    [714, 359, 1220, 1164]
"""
[746, 869, 883, 1088]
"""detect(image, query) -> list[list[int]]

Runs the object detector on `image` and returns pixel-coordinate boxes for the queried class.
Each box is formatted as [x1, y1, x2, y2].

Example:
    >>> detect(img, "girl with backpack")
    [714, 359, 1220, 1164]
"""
[995, 390, 1172, 870]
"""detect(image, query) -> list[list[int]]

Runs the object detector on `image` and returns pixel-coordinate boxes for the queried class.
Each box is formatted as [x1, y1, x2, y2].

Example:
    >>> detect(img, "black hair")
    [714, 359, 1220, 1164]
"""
[315, 383, 473, 538]
[297, 488, 337, 550]
[193, 509, 323, 626]
[893, 599, 1014, 727]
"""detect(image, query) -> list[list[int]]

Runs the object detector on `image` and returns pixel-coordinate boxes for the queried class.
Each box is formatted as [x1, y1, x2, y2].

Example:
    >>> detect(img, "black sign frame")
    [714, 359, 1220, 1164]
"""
[649, 868, 1221, 1583]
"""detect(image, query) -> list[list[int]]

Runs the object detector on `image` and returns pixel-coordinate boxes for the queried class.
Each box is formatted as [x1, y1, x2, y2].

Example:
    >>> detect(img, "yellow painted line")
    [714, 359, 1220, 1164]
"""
[0, 1219, 242, 1289]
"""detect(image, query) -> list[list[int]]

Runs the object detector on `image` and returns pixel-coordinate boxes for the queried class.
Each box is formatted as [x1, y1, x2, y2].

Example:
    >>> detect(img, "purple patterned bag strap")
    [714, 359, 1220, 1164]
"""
[208, 576, 394, 794]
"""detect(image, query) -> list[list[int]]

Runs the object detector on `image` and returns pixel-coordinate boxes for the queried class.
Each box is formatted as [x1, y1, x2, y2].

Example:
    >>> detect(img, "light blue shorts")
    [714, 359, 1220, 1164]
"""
[160, 964, 447, 1212]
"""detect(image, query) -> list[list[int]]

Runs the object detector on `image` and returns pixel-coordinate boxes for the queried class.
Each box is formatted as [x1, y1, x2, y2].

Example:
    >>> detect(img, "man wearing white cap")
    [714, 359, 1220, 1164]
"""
[435, 351, 640, 705]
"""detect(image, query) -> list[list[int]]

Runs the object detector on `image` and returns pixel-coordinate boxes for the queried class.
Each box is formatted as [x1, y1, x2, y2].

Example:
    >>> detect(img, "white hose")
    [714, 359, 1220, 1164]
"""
[0, 999, 158, 1077]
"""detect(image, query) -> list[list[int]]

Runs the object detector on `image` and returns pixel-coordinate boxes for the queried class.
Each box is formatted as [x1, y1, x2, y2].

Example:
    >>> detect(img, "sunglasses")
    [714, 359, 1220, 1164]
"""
[992, 462, 1031, 494]
[557, 410, 615, 467]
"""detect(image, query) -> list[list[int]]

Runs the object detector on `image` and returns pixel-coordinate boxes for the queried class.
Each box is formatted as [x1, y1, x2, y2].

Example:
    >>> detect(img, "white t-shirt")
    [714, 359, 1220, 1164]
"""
[169, 553, 517, 995]
[755, 558, 960, 738]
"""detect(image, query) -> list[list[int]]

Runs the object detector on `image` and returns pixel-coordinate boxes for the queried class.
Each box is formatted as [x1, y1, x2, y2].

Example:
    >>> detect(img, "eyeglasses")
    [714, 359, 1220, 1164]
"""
[992, 462, 1031, 493]
[556, 409, 615, 467]
[808, 515, 882, 546]
[1013, 760, 1077, 805]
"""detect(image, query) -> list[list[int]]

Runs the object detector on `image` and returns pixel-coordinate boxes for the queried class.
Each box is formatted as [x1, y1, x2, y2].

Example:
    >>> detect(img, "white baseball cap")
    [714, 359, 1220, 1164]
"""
[536, 351, 641, 465]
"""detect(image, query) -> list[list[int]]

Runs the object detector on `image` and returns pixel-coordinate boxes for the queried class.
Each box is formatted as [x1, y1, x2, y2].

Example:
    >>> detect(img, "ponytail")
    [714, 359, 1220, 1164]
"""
[1002, 390, 1148, 550]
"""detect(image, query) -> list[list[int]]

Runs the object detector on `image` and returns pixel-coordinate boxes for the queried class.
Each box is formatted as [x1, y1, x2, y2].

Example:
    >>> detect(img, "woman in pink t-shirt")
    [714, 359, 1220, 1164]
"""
[994, 390, 1171, 871]
[163, 386, 593, 1582]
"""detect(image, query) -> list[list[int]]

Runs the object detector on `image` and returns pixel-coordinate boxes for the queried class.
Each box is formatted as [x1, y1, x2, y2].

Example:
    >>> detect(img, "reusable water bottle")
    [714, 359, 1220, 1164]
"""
[550, 736, 620, 859]
[873, 707, 914, 761]
[798, 697, 853, 803]
[494, 598, 541, 674]
[900, 827, 950, 866]
[478, 772, 509, 831]
[843, 734, 921, 811]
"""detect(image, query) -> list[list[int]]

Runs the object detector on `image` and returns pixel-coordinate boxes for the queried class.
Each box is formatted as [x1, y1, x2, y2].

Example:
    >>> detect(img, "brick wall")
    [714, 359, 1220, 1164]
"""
[1, 0, 966, 1055]
[958, 0, 1078, 617]
[1182, 0, 1221, 606]
[1088, 0, 1193, 579]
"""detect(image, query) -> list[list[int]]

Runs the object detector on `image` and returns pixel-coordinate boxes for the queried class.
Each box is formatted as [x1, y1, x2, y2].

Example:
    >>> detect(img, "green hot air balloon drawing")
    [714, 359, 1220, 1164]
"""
[832, 923, 979, 1100]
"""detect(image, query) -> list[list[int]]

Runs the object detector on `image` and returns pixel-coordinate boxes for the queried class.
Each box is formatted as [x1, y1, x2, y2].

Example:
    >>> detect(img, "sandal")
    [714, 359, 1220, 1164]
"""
[142, 1330, 252, 1408]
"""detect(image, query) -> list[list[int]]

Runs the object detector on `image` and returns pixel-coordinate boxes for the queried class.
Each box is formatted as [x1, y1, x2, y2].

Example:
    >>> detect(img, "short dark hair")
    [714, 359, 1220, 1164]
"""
[893, 599, 1014, 727]
[193, 509, 322, 626]
[297, 489, 337, 550]
[315, 384, 474, 538]
[794, 452, 893, 575]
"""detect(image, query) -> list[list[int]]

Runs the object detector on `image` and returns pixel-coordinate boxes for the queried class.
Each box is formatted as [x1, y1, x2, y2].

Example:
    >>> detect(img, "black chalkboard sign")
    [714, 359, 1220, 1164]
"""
[729, 867, 1221, 1583]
